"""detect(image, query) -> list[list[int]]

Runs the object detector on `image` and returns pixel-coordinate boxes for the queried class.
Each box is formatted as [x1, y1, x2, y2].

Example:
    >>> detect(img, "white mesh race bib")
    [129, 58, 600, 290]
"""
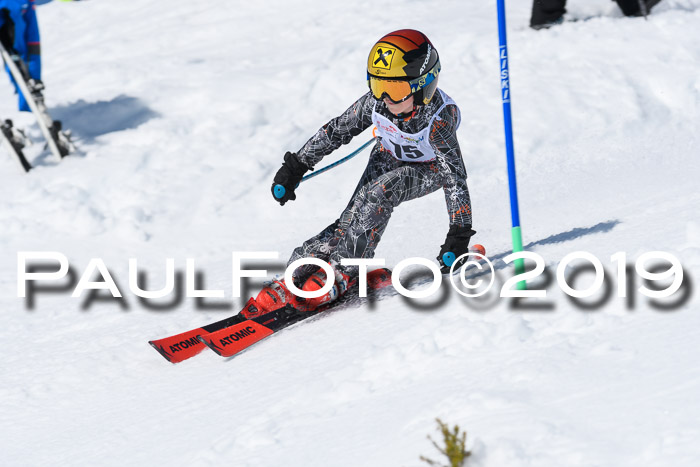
[371, 89, 460, 163]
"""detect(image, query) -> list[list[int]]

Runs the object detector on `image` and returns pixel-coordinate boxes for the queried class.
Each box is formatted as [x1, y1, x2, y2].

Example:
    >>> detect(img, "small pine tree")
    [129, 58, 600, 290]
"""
[419, 418, 471, 467]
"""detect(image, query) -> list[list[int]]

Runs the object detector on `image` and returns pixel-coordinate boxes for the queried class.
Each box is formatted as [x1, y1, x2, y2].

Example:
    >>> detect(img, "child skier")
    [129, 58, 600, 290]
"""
[149, 30, 479, 362]
[253, 29, 475, 315]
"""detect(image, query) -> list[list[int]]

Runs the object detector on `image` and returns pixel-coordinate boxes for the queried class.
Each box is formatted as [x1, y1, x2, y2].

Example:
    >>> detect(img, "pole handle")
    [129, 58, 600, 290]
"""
[273, 184, 286, 199]
[442, 252, 456, 267]
[442, 245, 486, 268]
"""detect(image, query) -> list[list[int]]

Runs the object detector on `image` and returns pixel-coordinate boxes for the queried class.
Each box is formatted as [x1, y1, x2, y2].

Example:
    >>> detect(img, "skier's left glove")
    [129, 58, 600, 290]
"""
[437, 224, 476, 272]
[271, 151, 310, 206]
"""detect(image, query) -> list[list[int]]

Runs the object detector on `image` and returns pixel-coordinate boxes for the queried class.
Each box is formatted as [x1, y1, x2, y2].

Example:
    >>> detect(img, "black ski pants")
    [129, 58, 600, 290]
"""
[531, 0, 649, 27]
[287, 144, 446, 282]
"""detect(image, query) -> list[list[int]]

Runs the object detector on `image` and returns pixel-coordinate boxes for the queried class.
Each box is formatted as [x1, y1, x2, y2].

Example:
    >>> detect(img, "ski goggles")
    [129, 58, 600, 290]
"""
[368, 77, 414, 103]
[367, 60, 441, 103]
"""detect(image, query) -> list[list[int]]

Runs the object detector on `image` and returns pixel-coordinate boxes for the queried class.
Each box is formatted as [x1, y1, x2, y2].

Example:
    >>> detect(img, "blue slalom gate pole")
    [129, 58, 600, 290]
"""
[496, 0, 526, 289]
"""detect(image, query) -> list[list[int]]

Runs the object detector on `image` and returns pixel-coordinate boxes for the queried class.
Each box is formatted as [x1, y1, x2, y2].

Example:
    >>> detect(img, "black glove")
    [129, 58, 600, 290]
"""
[438, 224, 476, 271]
[271, 151, 310, 206]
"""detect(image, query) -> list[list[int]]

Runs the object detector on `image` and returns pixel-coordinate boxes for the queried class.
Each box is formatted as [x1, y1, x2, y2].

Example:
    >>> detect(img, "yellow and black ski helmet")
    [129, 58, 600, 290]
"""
[367, 29, 440, 105]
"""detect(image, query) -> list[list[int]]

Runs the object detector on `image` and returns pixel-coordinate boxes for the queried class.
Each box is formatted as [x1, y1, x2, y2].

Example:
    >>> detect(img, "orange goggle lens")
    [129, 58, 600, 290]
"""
[368, 76, 412, 103]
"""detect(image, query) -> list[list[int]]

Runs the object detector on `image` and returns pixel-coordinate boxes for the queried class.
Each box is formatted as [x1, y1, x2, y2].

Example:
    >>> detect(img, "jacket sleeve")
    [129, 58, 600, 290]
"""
[429, 104, 473, 228]
[296, 92, 375, 169]
[24, 0, 41, 81]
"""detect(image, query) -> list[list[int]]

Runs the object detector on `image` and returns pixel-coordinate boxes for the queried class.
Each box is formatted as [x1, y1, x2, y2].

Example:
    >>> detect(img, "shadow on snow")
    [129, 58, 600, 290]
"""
[489, 220, 621, 265]
[51, 94, 160, 144]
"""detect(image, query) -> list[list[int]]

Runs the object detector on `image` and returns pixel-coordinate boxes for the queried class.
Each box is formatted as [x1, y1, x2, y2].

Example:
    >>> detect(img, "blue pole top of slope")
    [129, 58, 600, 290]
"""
[496, 0, 521, 229]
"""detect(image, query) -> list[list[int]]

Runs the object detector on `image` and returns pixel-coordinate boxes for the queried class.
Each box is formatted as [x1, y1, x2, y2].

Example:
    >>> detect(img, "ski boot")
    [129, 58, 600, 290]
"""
[240, 279, 296, 319]
[296, 264, 351, 312]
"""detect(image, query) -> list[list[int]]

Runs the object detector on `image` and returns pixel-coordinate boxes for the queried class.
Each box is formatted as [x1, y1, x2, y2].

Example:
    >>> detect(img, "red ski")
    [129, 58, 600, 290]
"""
[149, 298, 257, 363]
[149, 268, 393, 363]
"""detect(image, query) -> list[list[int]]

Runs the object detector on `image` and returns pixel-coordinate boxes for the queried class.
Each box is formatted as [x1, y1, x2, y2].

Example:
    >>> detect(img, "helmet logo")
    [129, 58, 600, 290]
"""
[419, 44, 432, 75]
[372, 47, 396, 69]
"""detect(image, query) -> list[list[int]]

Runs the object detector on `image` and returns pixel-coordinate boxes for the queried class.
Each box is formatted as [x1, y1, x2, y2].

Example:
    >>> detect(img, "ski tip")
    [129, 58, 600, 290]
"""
[197, 334, 224, 357]
[148, 341, 175, 364]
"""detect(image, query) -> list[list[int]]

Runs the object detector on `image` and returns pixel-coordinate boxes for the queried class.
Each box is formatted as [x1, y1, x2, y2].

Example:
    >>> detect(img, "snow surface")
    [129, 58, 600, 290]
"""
[1, 0, 700, 465]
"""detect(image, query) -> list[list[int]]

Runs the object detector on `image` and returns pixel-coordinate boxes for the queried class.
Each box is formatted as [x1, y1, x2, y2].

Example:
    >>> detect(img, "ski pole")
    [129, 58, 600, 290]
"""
[496, 0, 526, 290]
[273, 137, 376, 200]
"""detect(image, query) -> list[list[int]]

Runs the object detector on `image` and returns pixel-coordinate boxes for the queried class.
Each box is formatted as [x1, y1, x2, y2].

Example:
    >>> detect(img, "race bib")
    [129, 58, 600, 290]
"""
[371, 89, 460, 163]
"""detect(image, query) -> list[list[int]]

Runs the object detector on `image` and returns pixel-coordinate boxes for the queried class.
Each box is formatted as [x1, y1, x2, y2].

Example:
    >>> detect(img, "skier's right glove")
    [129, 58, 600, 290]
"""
[271, 151, 310, 206]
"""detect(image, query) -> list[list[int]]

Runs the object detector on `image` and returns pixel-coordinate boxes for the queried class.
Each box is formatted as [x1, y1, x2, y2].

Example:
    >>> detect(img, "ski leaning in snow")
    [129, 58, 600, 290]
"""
[0, 43, 74, 163]
[149, 268, 394, 363]
[1, 119, 31, 172]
